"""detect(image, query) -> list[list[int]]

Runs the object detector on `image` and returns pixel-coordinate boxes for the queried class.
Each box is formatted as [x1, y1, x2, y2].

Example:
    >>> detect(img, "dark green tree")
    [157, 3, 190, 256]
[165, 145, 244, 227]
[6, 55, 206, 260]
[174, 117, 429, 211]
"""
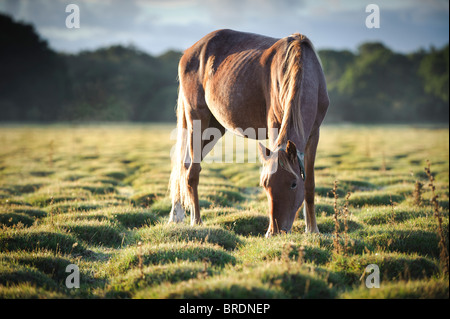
[61, 45, 180, 121]
[320, 42, 448, 123]
[418, 45, 449, 103]
[0, 14, 70, 121]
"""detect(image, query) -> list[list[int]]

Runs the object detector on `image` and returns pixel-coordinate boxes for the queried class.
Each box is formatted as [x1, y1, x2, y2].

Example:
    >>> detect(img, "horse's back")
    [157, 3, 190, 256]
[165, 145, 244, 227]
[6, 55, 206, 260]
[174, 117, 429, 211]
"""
[179, 30, 278, 134]
[178, 29, 328, 140]
[179, 29, 278, 88]
[182, 29, 277, 62]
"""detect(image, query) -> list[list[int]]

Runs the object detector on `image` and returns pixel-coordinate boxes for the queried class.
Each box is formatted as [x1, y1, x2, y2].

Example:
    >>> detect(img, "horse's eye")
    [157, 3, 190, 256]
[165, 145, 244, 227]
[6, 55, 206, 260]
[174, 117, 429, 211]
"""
[290, 182, 297, 189]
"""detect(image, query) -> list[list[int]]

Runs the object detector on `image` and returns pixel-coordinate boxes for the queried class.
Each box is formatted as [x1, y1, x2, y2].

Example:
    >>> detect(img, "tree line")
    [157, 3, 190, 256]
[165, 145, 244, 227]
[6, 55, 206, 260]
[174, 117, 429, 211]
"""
[0, 14, 448, 123]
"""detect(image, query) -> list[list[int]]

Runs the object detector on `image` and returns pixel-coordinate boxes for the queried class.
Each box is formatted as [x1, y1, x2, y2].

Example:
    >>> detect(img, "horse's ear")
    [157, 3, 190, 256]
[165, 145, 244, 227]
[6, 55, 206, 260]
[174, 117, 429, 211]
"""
[258, 143, 271, 163]
[286, 140, 297, 163]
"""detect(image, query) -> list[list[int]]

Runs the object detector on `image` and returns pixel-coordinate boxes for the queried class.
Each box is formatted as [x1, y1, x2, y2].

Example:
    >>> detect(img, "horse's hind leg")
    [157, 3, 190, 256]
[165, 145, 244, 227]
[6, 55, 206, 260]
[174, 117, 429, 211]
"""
[168, 78, 224, 225]
[169, 108, 206, 225]
[303, 129, 320, 233]
[185, 109, 226, 225]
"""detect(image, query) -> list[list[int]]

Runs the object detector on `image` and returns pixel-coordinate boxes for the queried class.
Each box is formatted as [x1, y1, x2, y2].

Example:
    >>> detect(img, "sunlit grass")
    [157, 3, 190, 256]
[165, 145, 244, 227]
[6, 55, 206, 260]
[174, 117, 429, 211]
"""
[0, 124, 448, 298]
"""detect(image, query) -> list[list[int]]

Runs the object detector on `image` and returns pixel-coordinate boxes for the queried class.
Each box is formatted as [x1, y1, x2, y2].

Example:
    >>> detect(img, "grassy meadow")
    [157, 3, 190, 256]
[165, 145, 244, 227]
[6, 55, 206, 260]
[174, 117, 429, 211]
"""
[0, 124, 448, 299]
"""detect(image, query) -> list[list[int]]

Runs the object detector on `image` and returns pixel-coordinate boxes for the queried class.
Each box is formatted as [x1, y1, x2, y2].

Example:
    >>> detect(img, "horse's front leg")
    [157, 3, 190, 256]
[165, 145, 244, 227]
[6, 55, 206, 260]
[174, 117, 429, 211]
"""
[303, 129, 320, 233]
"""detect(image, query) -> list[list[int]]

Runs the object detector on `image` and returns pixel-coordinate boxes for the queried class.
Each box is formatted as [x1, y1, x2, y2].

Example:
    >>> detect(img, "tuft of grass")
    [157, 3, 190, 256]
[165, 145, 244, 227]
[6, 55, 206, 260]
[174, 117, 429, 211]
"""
[0, 283, 67, 299]
[111, 241, 236, 273]
[357, 205, 432, 225]
[206, 189, 245, 207]
[206, 210, 269, 236]
[332, 180, 342, 255]
[0, 260, 58, 289]
[113, 208, 160, 228]
[316, 216, 361, 234]
[357, 226, 446, 258]
[106, 261, 216, 298]
[0, 212, 35, 227]
[138, 223, 242, 250]
[343, 192, 351, 255]
[149, 197, 172, 216]
[330, 253, 440, 286]
[135, 261, 334, 299]
[130, 192, 158, 208]
[413, 180, 423, 206]
[0, 227, 85, 254]
[236, 236, 332, 265]
[1, 251, 75, 284]
[60, 220, 125, 248]
[348, 192, 404, 207]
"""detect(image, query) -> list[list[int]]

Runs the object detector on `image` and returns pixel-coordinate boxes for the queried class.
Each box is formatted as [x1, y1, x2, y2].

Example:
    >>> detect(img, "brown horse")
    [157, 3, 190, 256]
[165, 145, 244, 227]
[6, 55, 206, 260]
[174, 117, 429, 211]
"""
[168, 29, 329, 236]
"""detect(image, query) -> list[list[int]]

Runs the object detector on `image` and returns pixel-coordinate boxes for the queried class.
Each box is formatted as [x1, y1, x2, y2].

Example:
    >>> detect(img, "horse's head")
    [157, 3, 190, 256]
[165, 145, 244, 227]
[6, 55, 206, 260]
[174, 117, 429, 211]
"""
[258, 140, 305, 237]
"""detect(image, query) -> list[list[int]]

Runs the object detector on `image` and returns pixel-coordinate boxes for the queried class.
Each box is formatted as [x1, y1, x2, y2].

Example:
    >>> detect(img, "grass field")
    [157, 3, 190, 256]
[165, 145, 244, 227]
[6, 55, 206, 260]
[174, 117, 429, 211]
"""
[0, 124, 448, 299]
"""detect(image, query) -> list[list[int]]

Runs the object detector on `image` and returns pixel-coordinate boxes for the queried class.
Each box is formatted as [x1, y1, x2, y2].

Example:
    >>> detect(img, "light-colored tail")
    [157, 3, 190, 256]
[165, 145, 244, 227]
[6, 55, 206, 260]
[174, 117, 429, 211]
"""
[169, 88, 191, 210]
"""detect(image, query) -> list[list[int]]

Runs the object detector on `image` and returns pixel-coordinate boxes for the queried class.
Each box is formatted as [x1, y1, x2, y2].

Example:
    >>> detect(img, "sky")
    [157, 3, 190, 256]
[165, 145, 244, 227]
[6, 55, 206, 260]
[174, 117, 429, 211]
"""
[1, 0, 449, 55]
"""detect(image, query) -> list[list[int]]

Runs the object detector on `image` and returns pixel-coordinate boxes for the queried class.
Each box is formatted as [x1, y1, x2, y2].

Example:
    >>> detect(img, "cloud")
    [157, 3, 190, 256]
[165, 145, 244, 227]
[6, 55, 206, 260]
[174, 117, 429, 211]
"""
[0, 0, 448, 54]
[200, 0, 304, 25]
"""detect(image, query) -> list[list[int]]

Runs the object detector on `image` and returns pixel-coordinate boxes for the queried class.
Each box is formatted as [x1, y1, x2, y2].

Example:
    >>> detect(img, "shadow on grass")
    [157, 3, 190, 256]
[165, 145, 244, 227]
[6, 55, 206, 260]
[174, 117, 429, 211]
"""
[363, 229, 447, 258]
[0, 261, 58, 290]
[209, 213, 269, 237]
[62, 224, 125, 248]
[0, 231, 85, 254]
[317, 218, 362, 234]
[0, 212, 35, 227]
[331, 253, 440, 287]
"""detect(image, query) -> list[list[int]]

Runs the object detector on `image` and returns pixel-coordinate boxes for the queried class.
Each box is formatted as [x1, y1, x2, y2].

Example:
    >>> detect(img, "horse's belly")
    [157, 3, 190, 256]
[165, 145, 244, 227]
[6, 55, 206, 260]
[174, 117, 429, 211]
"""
[206, 97, 268, 140]
[205, 70, 268, 140]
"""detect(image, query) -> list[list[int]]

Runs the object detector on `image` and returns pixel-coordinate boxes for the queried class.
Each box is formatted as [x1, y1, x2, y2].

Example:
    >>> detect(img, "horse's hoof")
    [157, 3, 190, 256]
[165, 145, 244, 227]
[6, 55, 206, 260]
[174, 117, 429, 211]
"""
[168, 203, 185, 223]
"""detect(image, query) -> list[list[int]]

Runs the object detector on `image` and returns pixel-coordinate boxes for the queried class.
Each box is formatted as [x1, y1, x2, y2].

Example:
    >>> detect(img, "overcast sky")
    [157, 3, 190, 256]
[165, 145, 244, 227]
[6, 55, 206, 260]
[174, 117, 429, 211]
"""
[1, 0, 448, 55]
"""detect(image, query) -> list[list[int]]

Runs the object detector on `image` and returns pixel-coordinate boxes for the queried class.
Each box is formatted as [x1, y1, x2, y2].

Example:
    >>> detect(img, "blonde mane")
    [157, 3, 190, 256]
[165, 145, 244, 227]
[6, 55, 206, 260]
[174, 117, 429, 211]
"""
[274, 33, 315, 148]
